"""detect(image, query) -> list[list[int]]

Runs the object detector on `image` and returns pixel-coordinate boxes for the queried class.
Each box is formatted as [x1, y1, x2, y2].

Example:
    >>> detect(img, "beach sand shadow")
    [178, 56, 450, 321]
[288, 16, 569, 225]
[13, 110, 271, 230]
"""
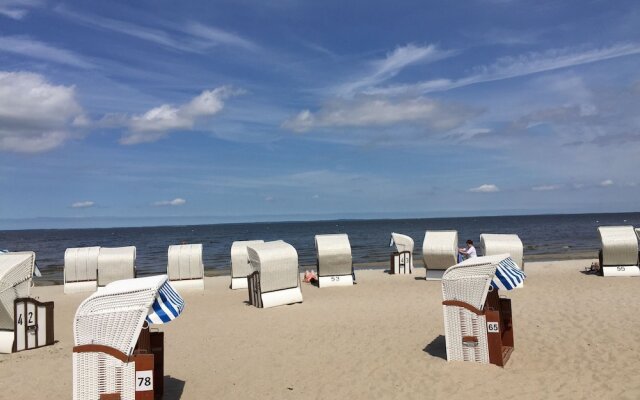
[164, 376, 186, 399]
[423, 335, 447, 360]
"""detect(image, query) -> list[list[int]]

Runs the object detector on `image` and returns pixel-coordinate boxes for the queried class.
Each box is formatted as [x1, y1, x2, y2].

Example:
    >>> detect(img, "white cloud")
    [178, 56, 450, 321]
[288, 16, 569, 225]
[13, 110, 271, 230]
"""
[0, 71, 85, 153]
[71, 201, 95, 208]
[469, 184, 500, 193]
[367, 42, 640, 96]
[153, 198, 186, 206]
[264, 196, 274, 202]
[532, 184, 562, 191]
[184, 22, 258, 51]
[0, 36, 93, 68]
[600, 179, 614, 187]
[0, 0, 41, 20]
[121, 86, 243, 144]
[282, 96, 475, 133]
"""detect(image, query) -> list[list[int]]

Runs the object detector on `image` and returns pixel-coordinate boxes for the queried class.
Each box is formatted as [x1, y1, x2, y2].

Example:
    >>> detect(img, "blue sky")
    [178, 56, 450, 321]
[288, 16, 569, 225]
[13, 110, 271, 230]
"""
[1, 0, 639, 228]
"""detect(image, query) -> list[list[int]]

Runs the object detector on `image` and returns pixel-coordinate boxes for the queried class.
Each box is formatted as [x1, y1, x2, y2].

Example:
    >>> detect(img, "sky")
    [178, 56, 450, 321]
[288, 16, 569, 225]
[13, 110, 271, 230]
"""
[1, 0, 640, 228]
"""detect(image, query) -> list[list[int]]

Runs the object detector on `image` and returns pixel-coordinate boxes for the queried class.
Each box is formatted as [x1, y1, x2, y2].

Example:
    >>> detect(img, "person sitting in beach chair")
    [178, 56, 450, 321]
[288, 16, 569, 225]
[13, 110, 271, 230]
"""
[457, 240, 477, 263]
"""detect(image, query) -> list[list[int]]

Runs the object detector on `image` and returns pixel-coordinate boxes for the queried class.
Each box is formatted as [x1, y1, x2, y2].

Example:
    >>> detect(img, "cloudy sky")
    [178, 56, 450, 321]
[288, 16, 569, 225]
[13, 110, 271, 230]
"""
[1, 0, 639, 227]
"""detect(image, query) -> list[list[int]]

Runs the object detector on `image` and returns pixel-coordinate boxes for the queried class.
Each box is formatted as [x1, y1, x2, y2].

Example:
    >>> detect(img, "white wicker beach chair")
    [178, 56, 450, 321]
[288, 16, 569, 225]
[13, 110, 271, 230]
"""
[246, 241, 303, 308]
[597, 226, 640, 277]
[315, 234, 353, 287]
[73, 275, 184, 400]
[64, 247, 100, 294]
[97, 246, 136, 287]
[390, 232, 414, 274]
[230, 240, 265, 289]
[422, 230, 458, 280]
[441, 254, 525, 367]
[167, 243, 204, 291]
[480, 234, 525, 270]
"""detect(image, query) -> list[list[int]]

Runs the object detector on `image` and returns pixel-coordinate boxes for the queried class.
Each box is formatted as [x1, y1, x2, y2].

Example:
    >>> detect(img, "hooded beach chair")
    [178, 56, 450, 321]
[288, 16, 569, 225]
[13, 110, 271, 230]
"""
[597, 226, 640, 277]
[167, 243, 204, 291]
[389, 232, 414, 274]
[441, 254, 525, 367]
[422, 230, 458, 280]
[0, 251, 54, 353]
[64, 247, 100, 294]
[97, 246, 136, 287]
[315, 234, 354, 287]
[480, 234, 525, 271]
[230, 240, 265, 289]
[73, 275, 184, 399]
[246, 241, 303, 308]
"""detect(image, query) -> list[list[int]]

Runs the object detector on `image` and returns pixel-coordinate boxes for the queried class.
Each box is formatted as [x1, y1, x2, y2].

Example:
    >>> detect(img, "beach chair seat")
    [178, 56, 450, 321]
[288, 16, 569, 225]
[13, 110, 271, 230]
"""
[315, 234, 353, 287]
[230, 240, 264, 289]
[97, 246, 136, 287]
[64, 247, 100, 294]
[422, 230, 458, 280]
[167, 243, 204, 291]
[72, 275, 184, 399]
[597, 226, 640, 277]
[441, 254, 525, 367]
[0, 252, 54, 353]
[389, 232, 414, 274]
[246, 241, 303, 308]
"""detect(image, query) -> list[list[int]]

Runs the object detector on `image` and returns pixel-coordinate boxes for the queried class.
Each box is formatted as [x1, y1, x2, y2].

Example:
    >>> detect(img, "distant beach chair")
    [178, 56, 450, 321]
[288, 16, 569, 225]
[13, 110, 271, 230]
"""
[597, 226, 640, 277]
[246, 241, 303, 308]
[0, 251, 54, 353]
[167, 243, 204, 291]
[97, 246, 136, 287]
[315, 234, 354, 287]
[72, 275, 184, 399]
[635, 228, 640, 242]
[64, 246, 100, 294]
[479, 234, 525, 272]
[230, 240, 265, 289]
[441, 254, 525, 367]
[390, 232, 414, 274]
[422, 230, 458, 280]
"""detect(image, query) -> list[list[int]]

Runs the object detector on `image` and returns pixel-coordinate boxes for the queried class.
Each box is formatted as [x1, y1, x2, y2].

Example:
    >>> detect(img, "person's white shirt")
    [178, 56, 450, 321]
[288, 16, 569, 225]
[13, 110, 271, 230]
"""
[463, 245, 477, 258]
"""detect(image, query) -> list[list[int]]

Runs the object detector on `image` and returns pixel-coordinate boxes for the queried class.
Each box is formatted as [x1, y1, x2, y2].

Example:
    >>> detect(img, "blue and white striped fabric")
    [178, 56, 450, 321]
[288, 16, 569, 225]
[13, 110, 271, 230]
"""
[146, 281, 185, 324]
[491, 257, 526, 291]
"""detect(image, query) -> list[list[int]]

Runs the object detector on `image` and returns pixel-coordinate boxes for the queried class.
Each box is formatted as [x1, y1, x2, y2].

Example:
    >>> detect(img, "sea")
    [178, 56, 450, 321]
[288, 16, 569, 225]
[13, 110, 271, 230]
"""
[1, 212, 638, 284]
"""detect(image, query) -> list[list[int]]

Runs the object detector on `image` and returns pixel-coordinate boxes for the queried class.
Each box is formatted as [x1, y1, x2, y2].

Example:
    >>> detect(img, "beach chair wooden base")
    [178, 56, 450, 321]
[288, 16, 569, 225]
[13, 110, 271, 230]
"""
[169, 278, 205, 292]
[64, 280, 97, 294]
[426, 270, 445, 281]
[231, 277, 249, 290]
[601, 266, 640, 277]
[0, 298, 55, 354]
[318, 275, 353, 287]
[390, 251, 412, 274]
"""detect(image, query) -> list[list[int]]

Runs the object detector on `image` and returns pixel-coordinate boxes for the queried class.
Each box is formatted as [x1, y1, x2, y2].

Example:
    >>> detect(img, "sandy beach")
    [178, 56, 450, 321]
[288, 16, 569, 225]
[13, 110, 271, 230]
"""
[2, 258, 639, 400]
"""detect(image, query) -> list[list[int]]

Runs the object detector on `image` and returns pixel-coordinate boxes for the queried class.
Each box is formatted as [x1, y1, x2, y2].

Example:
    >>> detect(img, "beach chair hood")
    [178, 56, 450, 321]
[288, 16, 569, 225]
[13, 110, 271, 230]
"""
[0, 252, 35, 330]
[390, 233, 414, 253]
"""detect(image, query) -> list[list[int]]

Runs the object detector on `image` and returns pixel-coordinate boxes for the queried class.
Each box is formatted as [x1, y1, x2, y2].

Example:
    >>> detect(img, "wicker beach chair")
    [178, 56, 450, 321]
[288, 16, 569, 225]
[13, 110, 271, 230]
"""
[390, 232, 414, 274]
[167, 243, 204, 291]
[97, 246, 136, 287]
[480, 234, 525, 271]
[597, 226, 640, 277]
[423, 230, 458, 280]
[0, 251, 54, 353]
[441, 254, 525, 367]
[64, 247, 100, 294]
[246, 241, 303, 308]
[230, 240, 265, 289]
[73, 275, 184, 399]
[315, 234, 354, 287]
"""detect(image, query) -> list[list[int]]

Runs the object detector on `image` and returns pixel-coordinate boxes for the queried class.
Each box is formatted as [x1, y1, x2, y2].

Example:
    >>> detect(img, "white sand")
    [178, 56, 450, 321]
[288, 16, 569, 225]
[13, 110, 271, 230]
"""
[2, 259, 640, 399]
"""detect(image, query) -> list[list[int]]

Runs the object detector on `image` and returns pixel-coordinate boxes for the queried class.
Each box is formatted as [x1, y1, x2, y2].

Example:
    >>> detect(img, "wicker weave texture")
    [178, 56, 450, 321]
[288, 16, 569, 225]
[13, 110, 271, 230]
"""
[480, 234, 524, 268]
[315, 234, 352, 277]
[231, 240, 264, 278]
[443, 306, 489, 363]
[65, 247, 100, 283]
[97, 246, 136, 287]
[0, 252, 34, 330]
[247, 241, 299, 293]
[598, 226, 639, 266]
[423, 230, 458, 271]
[73, 352, 135, 400]
[168, 244, 204, 281]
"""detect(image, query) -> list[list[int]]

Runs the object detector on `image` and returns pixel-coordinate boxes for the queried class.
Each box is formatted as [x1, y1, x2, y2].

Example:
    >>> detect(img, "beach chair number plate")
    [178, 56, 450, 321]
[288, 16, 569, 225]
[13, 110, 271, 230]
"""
[330, 276, 340, 282]
[136, 371, 153, 392]
[617, 266, 626, 271]
[487, 322, 499, 333]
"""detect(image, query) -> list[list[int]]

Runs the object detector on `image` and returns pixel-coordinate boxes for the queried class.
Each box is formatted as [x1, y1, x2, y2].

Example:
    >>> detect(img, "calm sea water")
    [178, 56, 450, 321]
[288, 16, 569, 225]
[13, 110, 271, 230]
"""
[1, 212, 638, 284]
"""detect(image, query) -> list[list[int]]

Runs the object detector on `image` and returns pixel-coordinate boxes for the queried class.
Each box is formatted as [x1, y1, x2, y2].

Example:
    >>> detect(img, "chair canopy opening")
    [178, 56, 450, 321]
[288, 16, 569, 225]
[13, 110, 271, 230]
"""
[390, 233, 414, 253]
